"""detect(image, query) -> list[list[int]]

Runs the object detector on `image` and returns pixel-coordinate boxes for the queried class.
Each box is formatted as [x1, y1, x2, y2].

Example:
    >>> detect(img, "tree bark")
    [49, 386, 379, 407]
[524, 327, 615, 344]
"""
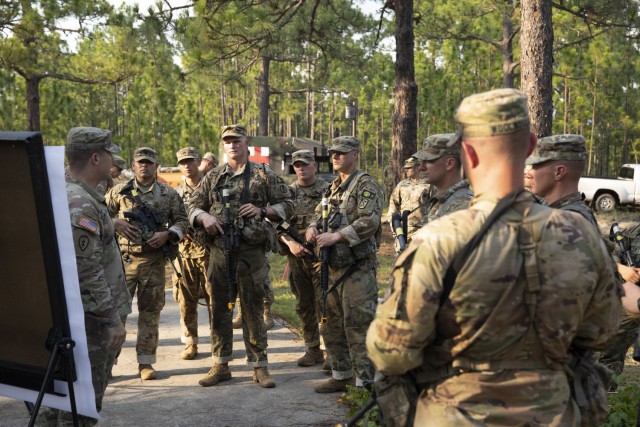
[501, 0, 515, 88]
[257, 55, 270, 136]
[391, 0, 418, 187]
[25, 76, 41, 131]
[519, 0, 553, 137]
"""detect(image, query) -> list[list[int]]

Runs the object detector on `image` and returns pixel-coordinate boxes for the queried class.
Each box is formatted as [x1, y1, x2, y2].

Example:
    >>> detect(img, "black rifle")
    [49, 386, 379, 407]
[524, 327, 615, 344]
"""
[391, 210, 409, 253]
[222, 188, 240, 311]
[276, 221, 318, 262]
[610, 223, 640, 365]
[319, 197, 330, 328]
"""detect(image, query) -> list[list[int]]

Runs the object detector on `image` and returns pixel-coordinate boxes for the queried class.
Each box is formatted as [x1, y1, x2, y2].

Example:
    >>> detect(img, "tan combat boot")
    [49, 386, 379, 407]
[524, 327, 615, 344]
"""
[314, 378, 351, 393]
[232, 299, 242, 329]
[198, 363, 232, 387]
[263, 302, 275, 330]
[138, 364, 157, 380]
[181, 344, 198, 360]
[253, 367, 276, 388]
[297, 346, 324, 367]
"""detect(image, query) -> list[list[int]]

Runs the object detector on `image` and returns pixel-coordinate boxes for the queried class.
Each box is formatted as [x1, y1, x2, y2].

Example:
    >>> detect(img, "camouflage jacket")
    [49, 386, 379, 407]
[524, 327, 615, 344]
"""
[187, 161, 293, 247]
[424, 180, 473, 224]
[309, 170, 384, 263]
[106, 178, 188, 253]
[388, 178, 432, 236]
[549, 191, 598, 229]
[612, 223, 640, 266]
[176, 175, 208, 259]
[66, 173, 131, 326]
[367, 192, 621, 419]
[288, 179, 329, 233]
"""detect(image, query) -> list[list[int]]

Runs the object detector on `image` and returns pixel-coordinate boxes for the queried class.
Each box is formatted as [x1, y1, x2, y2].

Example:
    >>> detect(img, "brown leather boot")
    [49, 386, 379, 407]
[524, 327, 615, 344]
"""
[198, 363, 232, 387]
[138, 364, 157, 380]
[297, 346, 324, 367]
[253, 367, 276, 388]
[314, 378, 351, 393]
[181, 344, 198, 360]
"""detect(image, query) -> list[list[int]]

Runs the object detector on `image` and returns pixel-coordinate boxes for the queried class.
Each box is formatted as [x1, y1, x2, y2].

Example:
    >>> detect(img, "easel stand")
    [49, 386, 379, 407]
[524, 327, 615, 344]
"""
[28, 329, 78, 427]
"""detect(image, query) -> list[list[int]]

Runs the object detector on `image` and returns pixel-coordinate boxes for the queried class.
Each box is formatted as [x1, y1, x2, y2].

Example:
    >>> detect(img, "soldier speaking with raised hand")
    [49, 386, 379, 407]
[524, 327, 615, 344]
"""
[366, 88, 622, 426]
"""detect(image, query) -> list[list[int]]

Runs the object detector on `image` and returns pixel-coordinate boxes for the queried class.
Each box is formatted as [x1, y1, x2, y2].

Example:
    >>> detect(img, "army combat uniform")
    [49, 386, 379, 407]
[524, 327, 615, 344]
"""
[188, 161, 293, 368]
[281, 151, 329, 360]
[309, 137, 383, 386]
[38, 128, 131, 426]
[106, 149, 188, 367]
[387, 174, 432, 241]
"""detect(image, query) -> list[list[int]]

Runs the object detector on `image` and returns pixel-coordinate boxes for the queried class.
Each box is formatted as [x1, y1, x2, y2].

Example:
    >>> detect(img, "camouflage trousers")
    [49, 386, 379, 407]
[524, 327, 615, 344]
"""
[322, 256, 378, 383]
[263, 253, 275, 306]
[173, 254, 211, 344]
[122, 250, 166, 364]
[287, 254, 321, 348]
[207, 244, 269, 367]
[35, 314, 111, 426]
[599, 311, 640, 376]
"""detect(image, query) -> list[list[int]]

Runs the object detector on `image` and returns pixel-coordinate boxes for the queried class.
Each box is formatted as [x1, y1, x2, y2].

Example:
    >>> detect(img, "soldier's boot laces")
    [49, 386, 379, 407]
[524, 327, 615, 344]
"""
[253, 367, 276, 388]
[297, 346, 325, 367]
[232, 301, 242, 329]
[138, 364, 156, 381]
[314, 378, 351, 394]
[181, 344, 198, 360]
[198, 363, 232, 387]
[263, 302, 275, 330]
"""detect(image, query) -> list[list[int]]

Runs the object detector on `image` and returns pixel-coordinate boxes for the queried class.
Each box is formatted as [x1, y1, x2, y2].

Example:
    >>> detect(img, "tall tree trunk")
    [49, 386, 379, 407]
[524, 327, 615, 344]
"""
[519, 0, 553, 137]
[257, 55, 270, 136]
[501, 0, 515, 88]
[26, 76, 41, 131]
[391, 0, 418, 187]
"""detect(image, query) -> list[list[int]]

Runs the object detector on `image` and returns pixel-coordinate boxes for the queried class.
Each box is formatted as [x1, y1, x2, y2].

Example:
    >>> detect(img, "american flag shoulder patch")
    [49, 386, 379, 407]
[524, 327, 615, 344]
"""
[76, 215, 98, 234]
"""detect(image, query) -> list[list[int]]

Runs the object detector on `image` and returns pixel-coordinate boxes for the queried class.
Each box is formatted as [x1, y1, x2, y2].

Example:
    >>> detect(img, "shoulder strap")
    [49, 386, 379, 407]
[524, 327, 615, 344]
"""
[241, 162, 251, 204]
[440, 190, 524, 306]
[339, 170, 367, 213]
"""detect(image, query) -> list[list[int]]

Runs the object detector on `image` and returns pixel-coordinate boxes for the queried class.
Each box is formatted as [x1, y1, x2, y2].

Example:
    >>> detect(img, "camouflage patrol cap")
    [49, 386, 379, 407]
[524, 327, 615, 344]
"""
[66, 127, 121, 154]
[112, 155, 126, 170]
[221, 124, 247, 140]
[449, 88, 529, 146]
[133, 147, 157, 163]
[202, 152, 217, 163]
[292, 149, 315, 164]
[403, 157, 418, 169]
[328, 136, 359, 153]
[526, 134, 587, 165]
[176, 146, 199, 162]
[413, 133, 457, 161]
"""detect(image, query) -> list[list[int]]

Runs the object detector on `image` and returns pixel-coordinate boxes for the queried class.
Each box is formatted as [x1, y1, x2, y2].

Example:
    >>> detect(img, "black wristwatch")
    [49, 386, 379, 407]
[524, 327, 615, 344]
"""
[260, 207, 268, 219]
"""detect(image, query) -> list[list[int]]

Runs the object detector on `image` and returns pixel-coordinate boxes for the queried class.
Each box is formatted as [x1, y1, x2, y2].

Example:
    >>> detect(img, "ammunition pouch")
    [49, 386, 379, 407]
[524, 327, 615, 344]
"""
[329, 242, 355, 268]
[239, 217, 276, 250]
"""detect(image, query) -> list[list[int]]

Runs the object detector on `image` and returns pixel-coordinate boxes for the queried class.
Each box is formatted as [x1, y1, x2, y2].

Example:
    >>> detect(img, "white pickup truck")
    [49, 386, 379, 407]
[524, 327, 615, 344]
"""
[578, 164, 640, 212]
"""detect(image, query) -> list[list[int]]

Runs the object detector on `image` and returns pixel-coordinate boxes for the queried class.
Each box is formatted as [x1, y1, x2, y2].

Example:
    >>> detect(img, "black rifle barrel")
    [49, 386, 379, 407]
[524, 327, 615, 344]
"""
[223, 188, 237, 311]
[319, 197, 330, 327]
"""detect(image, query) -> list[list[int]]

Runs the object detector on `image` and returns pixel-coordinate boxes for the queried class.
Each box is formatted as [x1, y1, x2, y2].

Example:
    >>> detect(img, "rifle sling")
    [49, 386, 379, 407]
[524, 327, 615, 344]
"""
[325, 261, 360, 296]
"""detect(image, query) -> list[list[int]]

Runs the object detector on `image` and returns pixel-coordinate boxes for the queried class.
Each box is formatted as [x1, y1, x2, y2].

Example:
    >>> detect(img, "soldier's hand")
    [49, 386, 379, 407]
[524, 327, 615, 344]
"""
[287, 240, 312, 258]
[238, 203, 260, 218]
[306, 227, 319, 244]
[107, 321, 126, 351]
[147, 231, 169, 248]
[114, 218, 140, 241]
[199, 212, 223, 236]
[316, 231, 344, 248]
[618, 263, 640, 284]
[621, 281, 640, 314]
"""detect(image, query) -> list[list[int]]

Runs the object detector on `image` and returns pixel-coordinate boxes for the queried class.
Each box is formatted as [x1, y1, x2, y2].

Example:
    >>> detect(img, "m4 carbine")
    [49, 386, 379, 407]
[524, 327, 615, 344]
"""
[276, 221, 318, 262]
[222, 188, 241, 311]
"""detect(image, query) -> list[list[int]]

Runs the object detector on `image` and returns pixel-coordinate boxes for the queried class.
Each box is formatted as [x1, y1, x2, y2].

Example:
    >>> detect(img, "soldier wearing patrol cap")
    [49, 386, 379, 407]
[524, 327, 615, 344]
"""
[199, 151, 218, 175]
[188, 124, 293, 388]
[305, 136, 384, 393]
[412, 133, 472, 225]
[278, 149, 329, 367]
[37, 127, 131, 425]
[367, 88, 621, 426]
[106, 146, 188, 381]
[172, 146, 211, 361]
[525, 134, 597, 228]
[386, 156, 432, 249]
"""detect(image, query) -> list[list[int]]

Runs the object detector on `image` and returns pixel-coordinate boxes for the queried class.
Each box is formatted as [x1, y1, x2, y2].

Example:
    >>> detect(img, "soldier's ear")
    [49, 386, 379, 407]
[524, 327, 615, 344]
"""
[461, 142, 478, 168]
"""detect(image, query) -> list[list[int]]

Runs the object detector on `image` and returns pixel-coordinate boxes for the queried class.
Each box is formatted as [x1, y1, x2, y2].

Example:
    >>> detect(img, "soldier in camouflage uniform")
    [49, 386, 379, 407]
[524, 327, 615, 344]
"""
[106, 147, 188, 381]
[525, 134, 598, 228]
[366, 89, 622, 426]
[412, 133, 472, 224]
[173, 146, 211, 360]
[387, 157, 432, 248]
[38, 127, 130, 426]
[306, 136, 383, 393]
[199, 151, 218, 175]
[188, 124, 293, 388]
[278, 150, 329, 367]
